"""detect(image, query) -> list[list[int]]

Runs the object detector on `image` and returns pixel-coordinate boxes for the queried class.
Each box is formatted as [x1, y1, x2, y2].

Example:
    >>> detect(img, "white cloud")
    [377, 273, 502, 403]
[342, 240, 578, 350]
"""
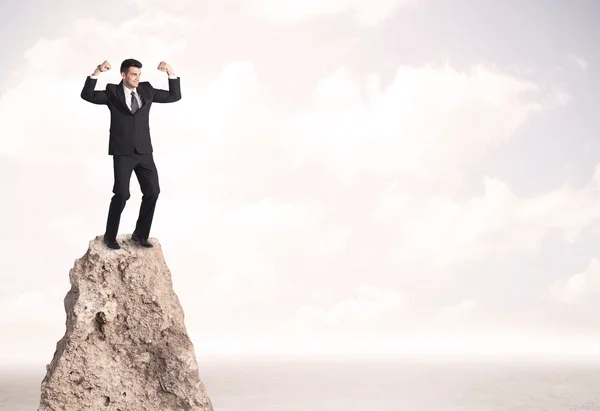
[241, 0, 417, 26]
[0, 288, 66, 363]
[2, 29, 572, 308]
[191, 333, 600, 359]
[278, 289, 495, 340]
[2, 4, 596, 359]
[439, 299, 476, 320]
[122, 0, 417, 27]
[283, 63, 544, 182]
[569, 54, 588, 70]
[377, 167, 600, 269]
[153, 196, 352, 337]
[2, 21, 553, 186]
[279, 285, 404, 336]
[370, 180, 412, 222]
[3, 19, 557, 272]
[550, 257, 600, 304]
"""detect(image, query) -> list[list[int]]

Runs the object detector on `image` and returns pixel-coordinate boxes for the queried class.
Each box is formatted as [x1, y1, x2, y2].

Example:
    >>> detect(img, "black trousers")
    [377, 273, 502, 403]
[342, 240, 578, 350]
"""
[104, 151, 160, 241]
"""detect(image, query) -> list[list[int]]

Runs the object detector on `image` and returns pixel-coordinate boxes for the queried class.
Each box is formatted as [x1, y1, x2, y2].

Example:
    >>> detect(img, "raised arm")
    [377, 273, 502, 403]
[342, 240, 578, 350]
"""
[152, 61, 182, 103]
[80, 61, 111, 105]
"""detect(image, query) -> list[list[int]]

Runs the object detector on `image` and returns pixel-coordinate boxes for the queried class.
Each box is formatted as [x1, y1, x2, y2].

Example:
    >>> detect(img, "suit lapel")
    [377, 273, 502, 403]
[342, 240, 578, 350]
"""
[116, 80, 131, 113]
[136, 84, 149, 112]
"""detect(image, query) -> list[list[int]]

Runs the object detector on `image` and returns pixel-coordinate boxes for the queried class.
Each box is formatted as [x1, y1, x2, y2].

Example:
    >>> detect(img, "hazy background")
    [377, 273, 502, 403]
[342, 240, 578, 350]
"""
[2, 0, 600, 366]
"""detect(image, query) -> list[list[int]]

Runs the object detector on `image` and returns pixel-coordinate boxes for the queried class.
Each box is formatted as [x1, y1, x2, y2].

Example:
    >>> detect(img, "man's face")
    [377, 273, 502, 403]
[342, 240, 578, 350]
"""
[122, 67, 141, 88]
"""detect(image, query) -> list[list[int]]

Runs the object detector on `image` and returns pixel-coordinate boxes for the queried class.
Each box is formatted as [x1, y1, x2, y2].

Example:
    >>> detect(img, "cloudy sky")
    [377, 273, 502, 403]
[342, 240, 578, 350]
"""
[2, 0, 600, 364]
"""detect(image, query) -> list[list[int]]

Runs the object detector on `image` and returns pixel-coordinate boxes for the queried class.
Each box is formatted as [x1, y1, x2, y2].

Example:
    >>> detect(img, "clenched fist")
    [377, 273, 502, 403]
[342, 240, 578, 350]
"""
[98, 60, 111, 72]
[91, 60, 111, 77]
[157, 61, 174, 76]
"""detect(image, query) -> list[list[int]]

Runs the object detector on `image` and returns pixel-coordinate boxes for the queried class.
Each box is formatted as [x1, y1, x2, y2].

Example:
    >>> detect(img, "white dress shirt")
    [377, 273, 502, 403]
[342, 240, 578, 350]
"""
[123, 85, 142, 111]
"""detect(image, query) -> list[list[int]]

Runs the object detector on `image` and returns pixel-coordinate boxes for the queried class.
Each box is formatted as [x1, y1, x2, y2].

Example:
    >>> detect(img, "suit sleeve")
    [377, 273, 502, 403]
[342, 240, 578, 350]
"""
[80, 76, 109, 105]
[151, 77, 182, 103]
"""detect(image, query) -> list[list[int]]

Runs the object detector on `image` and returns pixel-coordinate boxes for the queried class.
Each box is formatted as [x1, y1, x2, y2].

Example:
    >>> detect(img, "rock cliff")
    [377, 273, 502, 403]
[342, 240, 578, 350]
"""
[38, 234, 214, 411]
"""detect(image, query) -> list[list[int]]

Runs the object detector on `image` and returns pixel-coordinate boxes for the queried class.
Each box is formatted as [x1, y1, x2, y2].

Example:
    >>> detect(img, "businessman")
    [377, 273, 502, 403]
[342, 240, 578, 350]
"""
[81, 58, 181, 250]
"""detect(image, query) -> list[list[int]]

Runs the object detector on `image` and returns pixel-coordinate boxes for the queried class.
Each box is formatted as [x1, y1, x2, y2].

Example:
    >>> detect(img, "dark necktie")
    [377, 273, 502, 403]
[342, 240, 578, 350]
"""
[131, 91, 139, 113]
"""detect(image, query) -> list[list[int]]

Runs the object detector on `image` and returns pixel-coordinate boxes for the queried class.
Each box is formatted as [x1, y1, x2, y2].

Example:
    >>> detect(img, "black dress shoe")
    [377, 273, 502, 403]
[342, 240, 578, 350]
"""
[131, 233, 153, 248]
[103, 236, 121, 250]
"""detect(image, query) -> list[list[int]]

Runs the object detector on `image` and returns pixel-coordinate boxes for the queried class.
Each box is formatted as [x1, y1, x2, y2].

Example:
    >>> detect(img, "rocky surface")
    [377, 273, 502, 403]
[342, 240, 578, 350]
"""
[38, 234, 214, 411]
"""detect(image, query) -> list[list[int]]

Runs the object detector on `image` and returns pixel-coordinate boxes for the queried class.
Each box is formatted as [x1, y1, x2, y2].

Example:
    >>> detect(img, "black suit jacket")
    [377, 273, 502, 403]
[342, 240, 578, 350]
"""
[80, 76, 181, 155]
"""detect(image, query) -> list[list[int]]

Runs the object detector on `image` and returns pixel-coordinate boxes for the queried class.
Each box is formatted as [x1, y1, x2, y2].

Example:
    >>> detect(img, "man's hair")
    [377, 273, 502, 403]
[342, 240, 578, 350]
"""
[120, 58, 142, 74]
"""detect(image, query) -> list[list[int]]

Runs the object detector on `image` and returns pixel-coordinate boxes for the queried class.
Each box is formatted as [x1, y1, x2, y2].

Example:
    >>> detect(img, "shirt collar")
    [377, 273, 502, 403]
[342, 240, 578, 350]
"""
[123, 84, 137, 94]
